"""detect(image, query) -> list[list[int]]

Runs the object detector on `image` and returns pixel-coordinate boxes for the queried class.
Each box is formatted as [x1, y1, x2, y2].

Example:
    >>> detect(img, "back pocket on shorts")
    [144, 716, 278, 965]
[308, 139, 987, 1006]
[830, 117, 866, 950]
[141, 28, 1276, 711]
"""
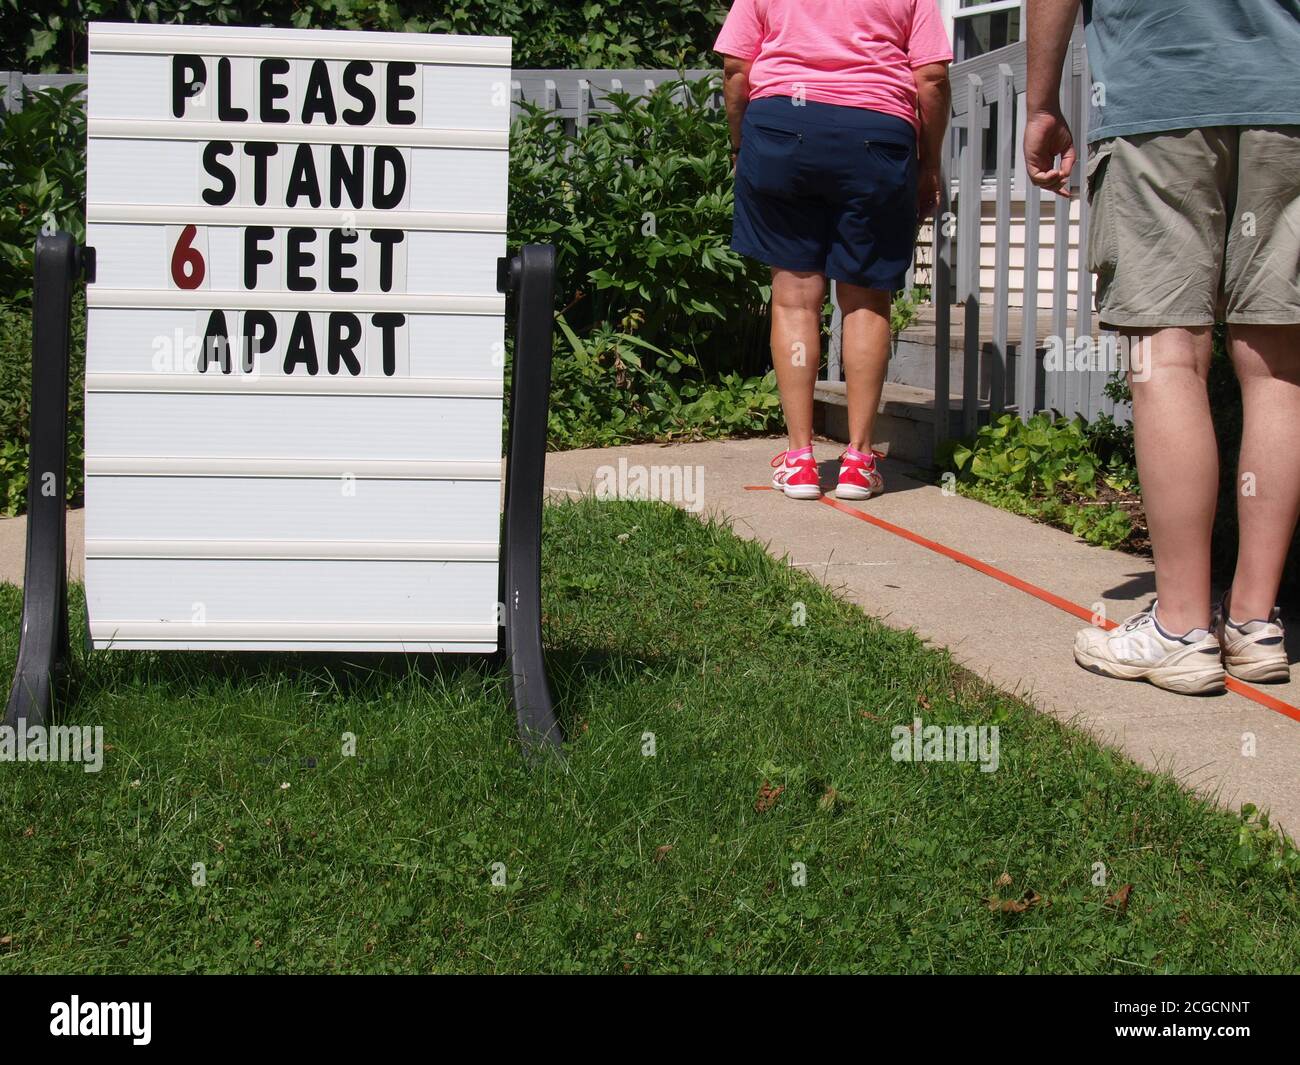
[861, 138, 917, 211]
[740, 122, 803, 198]
[863, 139, 914, 162]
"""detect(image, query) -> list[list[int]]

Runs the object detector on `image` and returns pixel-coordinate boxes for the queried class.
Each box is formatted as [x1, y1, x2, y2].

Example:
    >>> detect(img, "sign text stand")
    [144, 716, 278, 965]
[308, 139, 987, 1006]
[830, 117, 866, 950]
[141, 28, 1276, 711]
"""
[6, 235, 563, 755]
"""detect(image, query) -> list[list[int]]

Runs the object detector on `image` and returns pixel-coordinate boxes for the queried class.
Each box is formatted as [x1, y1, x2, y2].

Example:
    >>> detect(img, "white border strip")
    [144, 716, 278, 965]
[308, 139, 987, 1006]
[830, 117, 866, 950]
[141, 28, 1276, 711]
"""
[85, 456, 503, 479]
[89, 118, 507, 149]
[86, 538, 498, 561]
[89, 26, 512, 67]
[86, 372, 503, 398]
[87, 288, 505, 314]
[88, 620, 498, 641]
[87, 203, 507, 233]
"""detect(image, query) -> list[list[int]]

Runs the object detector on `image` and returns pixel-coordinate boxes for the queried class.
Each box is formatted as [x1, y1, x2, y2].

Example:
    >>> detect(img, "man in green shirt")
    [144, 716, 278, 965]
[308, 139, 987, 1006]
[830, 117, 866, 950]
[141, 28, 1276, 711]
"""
[1026, 1, 1300, 693]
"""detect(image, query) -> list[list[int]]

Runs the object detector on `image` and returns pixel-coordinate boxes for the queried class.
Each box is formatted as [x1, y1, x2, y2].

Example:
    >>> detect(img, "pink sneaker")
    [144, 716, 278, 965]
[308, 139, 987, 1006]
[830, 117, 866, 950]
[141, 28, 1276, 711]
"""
[770, 449, 822, 499]
[836, 449, 884, 500]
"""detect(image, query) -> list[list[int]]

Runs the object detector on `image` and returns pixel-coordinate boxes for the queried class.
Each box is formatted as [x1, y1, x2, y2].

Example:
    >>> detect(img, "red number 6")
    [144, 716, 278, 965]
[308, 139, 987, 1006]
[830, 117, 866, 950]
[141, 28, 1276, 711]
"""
[171, 224, 206, 289]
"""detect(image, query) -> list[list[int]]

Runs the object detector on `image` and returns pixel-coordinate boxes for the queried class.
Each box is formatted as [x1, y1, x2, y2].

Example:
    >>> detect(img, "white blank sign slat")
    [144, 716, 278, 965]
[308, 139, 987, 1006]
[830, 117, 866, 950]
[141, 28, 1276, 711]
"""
[85, 23, 513, 651]
[86, 558, 498, 621]
[87, 393, 503, 460]
[85, 476, 502, 543]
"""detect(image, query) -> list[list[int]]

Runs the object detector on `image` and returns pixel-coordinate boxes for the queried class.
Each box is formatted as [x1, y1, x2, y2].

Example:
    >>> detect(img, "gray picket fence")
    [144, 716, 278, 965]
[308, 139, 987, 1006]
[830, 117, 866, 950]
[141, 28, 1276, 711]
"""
[925, 33, 1129, 453]
[1, 71, 85, 108]
[1, 68, 715, 114]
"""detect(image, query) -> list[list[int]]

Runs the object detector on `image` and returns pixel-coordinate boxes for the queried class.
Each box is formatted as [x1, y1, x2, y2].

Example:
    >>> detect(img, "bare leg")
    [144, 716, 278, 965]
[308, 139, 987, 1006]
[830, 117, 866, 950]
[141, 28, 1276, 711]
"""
[1127, 326, 1217, 632]
[1226, 323, 1300, 620]
[770, 268, 826, 450]
[835, 282, 892, 453]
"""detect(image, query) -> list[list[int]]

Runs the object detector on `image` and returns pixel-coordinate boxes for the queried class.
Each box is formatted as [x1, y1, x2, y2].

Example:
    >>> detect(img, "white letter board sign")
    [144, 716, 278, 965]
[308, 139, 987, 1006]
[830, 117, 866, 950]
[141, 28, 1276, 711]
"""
[84, 23, 511, 652]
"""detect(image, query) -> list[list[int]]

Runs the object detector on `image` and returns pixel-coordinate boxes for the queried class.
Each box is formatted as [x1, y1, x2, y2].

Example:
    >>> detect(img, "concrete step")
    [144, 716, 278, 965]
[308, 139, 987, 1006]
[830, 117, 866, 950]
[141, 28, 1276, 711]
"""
[899, 303, 1063, 349]
[886, 302, 1060, 405]
[889, 333, 1046, 397]
[814, 380, 998, 469]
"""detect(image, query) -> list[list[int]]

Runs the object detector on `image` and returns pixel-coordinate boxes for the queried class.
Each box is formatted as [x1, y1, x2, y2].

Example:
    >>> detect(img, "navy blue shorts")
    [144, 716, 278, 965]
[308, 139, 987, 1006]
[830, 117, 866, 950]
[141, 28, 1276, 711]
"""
[732, 97, 918, 290]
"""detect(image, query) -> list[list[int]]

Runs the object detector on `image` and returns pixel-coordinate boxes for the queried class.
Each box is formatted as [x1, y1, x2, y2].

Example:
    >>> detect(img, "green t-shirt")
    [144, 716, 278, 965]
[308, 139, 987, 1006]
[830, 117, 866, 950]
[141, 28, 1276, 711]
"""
[1083, 0, 1300, 142]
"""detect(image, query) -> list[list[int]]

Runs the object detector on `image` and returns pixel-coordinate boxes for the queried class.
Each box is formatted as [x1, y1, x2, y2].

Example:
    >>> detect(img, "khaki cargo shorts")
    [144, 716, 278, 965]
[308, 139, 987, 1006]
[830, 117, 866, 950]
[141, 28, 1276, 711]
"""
[1086, 125, 1300, 328]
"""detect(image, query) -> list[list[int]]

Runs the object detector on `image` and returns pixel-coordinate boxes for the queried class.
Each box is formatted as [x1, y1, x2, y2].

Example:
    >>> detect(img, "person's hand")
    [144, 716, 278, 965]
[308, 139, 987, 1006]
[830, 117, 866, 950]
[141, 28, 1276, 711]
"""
[730, 143, 740, 170]
[916, 162, 941, 220]
[1024, 107, 1076, 197]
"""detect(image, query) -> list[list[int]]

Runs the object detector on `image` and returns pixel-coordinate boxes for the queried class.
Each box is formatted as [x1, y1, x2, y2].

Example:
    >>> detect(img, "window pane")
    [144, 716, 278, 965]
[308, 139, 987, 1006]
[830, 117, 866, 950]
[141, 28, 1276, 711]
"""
[958, 12, 1021, 60]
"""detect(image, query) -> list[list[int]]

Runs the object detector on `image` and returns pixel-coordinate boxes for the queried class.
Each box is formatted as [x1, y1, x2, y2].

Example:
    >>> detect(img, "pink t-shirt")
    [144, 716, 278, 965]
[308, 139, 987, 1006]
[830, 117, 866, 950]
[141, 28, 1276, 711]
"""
[714, 0, 953, 130]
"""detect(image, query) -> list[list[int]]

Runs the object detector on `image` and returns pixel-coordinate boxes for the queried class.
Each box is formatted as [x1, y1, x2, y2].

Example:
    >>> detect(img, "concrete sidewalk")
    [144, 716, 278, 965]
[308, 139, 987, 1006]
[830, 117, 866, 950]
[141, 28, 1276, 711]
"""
[4, 439, 1299, 833]
[545, 437, 1300, 835]
[0, 508, 84, 585]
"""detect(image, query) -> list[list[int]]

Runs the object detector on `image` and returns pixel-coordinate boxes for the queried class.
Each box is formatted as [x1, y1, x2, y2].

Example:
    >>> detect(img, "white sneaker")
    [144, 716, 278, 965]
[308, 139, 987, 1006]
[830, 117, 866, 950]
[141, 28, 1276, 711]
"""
[1074, 602, 1225, 695]
[769, 449, 822, 500]
[1213, 599, 1290, 683]
[835, 449, 885, 500]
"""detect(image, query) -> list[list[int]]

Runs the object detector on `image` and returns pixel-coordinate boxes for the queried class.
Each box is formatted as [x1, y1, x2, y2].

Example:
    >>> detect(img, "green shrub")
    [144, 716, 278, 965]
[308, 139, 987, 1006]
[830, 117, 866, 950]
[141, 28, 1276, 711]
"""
[510, 76, 782, 446]
[946, 412, 1135, 500]
[0, 294, 85, 515]
[954, 478, 1136, 551]
[510, 77, 771, 379]
[890, 289, 923, 335]
[941, 412, 1139, 549]
[4, 1, 729, 72]
[0, 84, 86, 302]
[547, 315, 779, 448]
[1, 84, 88, 515]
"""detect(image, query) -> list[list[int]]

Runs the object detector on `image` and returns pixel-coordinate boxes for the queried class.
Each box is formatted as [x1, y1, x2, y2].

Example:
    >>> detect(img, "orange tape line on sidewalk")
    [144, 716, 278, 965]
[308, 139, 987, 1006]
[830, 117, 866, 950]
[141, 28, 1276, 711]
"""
[744, 485, 1300, 724]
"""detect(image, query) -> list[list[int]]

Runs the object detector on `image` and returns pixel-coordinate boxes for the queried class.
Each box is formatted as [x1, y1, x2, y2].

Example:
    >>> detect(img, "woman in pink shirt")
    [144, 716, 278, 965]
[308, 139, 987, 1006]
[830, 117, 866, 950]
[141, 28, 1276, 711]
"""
[716, 0, 952, 500]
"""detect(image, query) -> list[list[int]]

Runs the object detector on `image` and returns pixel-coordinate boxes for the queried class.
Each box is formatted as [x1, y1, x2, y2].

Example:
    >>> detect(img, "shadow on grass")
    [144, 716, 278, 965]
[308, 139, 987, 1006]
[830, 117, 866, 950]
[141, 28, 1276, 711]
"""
[52, 634, 678, 756]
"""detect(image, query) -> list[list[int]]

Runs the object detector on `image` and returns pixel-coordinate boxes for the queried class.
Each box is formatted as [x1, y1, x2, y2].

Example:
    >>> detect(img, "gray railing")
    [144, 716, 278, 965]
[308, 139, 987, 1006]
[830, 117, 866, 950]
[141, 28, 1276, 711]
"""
[510, 69, 716, 125]
[929, 34, 1129, 457]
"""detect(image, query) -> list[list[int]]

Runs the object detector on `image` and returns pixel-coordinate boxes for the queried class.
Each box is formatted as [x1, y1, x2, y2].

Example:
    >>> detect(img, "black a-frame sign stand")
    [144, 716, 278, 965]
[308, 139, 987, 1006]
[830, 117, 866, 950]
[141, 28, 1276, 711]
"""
[4, 233, 80, 733]
[5, 234, 563, 756]
[497, 244, 562, 752]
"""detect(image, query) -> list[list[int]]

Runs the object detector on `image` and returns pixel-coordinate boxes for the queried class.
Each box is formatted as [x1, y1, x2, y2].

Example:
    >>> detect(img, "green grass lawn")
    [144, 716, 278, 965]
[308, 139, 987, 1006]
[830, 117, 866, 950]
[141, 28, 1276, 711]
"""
[2, 497, 1298, 973]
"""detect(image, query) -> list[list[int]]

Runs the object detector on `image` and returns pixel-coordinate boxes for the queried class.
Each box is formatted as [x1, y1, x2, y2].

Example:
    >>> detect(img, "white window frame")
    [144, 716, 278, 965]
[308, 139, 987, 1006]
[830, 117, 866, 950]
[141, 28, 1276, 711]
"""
[952, 0, 1026, 63]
